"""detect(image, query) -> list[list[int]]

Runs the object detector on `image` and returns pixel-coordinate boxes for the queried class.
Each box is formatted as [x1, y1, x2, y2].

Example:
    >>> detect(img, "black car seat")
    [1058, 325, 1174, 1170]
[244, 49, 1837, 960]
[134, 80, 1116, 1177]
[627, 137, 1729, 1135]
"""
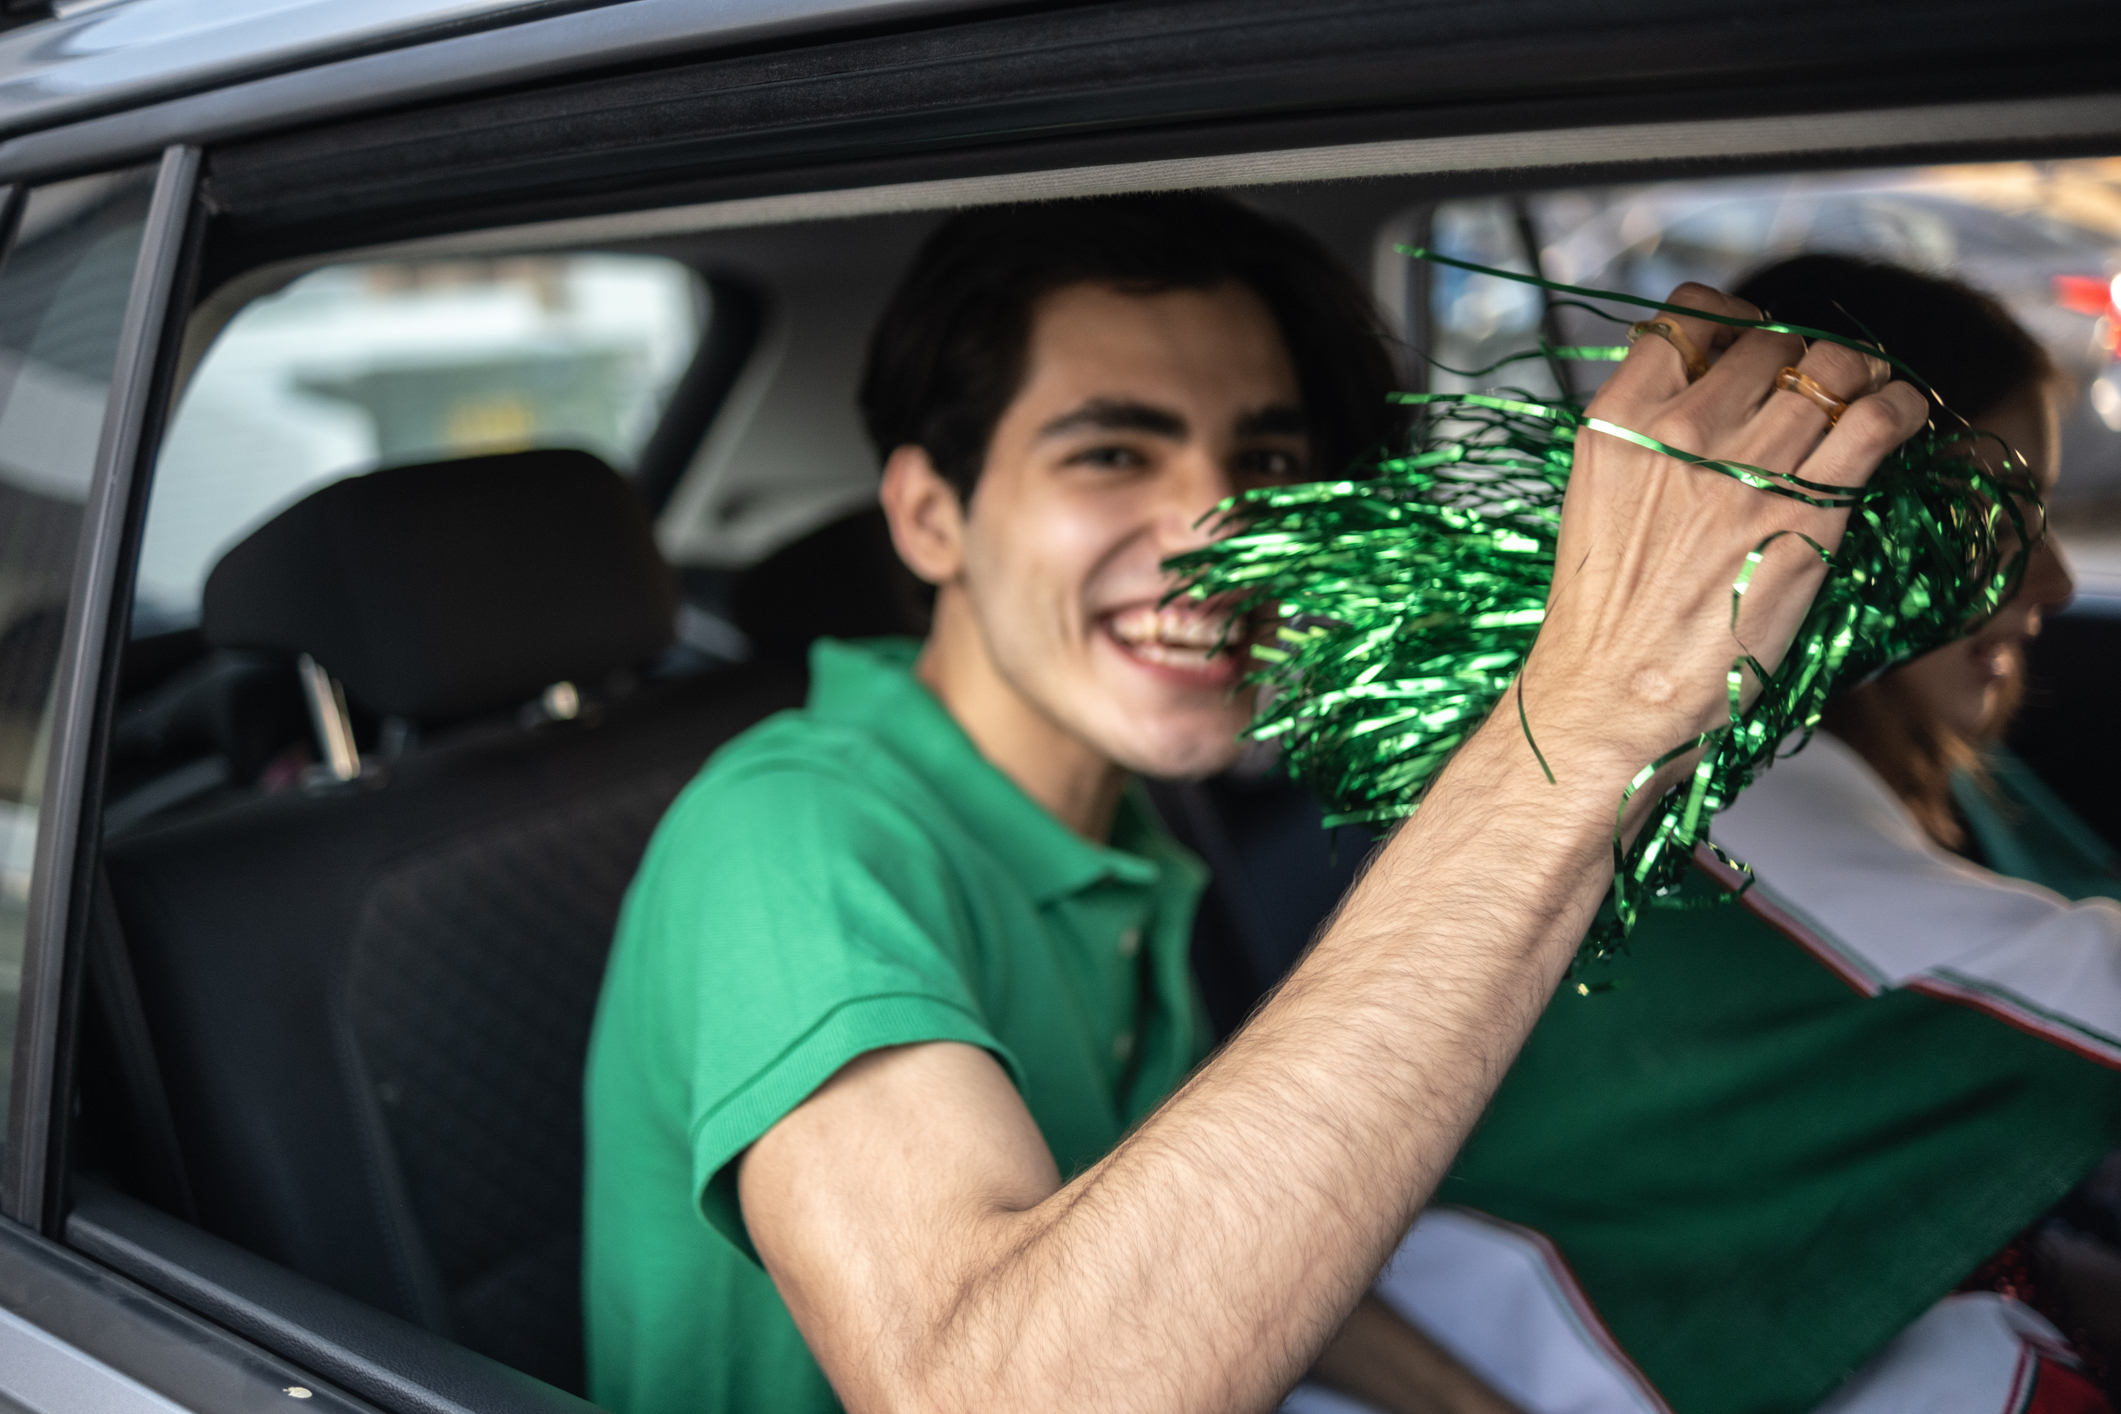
[1142, 772, 1374, 1038]
[2012, 610, 2121, 853]
[729, 506, 931, 663]
[100, 449, 803, 1394]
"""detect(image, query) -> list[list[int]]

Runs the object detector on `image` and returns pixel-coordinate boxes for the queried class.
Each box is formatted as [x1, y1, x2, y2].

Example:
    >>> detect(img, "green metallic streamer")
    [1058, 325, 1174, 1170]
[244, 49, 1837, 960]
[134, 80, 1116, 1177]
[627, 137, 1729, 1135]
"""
[1168, 250, 2038, 964]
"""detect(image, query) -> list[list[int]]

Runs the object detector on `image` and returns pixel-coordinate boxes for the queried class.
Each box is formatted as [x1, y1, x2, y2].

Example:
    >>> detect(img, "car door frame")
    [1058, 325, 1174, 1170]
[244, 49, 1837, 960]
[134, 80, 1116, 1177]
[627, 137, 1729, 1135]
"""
[0, 142, 411, 1414]
[0, 131, 601, 1414]
[5, 143, 200, 1237]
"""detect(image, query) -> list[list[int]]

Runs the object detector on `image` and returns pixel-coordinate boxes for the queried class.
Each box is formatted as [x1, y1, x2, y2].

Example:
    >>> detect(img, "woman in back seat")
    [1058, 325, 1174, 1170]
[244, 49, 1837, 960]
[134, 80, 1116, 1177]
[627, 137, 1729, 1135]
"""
[1349, 256, 2121, 1414]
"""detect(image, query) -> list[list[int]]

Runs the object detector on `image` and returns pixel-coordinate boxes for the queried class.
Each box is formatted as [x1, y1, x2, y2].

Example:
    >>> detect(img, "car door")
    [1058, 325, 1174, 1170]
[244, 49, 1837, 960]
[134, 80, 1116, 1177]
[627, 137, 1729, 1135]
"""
[0, 148, 404, 1414]
[0, 5, 2119, 1414]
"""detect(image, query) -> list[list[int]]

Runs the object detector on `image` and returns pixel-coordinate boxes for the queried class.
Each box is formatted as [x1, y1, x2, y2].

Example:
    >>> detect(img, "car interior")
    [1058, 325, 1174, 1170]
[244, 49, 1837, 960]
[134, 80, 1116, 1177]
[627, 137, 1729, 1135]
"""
[41, 144, 2121, 1412]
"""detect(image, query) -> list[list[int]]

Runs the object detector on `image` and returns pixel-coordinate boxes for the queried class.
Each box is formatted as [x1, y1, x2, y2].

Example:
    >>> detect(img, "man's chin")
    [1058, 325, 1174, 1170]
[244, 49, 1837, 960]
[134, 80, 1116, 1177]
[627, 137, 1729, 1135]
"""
[1104, 722, 1252, 783]
[1073, 670, 1255, 777]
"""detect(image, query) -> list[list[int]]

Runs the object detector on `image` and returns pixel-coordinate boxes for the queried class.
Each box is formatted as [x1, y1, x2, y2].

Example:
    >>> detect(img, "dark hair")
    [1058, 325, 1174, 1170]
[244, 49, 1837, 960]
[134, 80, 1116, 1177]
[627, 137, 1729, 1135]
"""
[858, 192, 1398, 498]
[1734, 253, 2057, 851]
[1733, 253, 2055, 419]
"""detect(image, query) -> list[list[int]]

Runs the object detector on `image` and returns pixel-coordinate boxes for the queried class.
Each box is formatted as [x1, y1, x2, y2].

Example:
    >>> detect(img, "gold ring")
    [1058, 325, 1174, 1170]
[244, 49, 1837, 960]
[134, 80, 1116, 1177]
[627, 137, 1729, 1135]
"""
[1774, 366, 1849, 425]
[1627, 319, 1709, 381]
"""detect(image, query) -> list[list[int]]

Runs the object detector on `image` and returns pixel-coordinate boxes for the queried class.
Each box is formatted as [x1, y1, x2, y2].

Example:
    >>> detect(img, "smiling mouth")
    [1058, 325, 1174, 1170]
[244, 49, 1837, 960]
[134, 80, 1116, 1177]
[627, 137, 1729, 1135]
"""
[1102, 602, 1245, 682]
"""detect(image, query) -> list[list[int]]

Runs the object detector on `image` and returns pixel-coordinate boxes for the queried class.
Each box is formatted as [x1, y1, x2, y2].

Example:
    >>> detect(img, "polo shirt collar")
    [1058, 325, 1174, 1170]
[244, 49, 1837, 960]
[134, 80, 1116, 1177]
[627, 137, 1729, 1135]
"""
[806, 638, 1174, 903]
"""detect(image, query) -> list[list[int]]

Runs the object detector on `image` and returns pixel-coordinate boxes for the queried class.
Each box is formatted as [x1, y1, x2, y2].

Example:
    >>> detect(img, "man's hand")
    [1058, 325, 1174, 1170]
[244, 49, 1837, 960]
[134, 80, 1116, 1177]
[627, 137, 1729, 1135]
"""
[741, 284, 1927, 1414]
[1527, 285, 1924, 821]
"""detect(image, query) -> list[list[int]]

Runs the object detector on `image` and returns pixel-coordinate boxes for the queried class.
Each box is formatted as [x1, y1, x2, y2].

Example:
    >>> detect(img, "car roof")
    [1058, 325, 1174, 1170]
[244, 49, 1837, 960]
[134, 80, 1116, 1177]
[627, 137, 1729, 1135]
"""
[7, 0, 2119, 195]
[0, 1, 527, 138]
[0, 0, 993, 147]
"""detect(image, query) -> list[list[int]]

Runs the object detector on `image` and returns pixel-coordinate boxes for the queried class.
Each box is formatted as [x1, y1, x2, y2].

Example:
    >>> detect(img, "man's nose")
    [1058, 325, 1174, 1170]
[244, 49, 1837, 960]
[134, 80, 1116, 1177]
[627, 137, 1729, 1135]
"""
[1156, 447, 1238, 554]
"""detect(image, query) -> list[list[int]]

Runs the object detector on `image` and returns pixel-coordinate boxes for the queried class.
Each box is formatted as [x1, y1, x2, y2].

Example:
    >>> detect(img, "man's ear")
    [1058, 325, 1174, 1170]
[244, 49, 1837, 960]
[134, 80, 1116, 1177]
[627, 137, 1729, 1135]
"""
[879, 444, 968, 586]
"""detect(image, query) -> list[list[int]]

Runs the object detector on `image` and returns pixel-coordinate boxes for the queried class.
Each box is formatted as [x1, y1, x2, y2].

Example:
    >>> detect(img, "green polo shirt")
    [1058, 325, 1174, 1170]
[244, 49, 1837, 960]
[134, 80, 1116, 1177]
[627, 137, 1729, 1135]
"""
[583, 637, 1213, 1414]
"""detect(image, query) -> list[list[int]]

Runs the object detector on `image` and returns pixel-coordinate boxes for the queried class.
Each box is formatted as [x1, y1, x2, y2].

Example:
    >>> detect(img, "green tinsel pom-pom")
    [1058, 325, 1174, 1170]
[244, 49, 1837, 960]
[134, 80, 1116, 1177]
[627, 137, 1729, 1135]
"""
[1169, 251, 2037, 965]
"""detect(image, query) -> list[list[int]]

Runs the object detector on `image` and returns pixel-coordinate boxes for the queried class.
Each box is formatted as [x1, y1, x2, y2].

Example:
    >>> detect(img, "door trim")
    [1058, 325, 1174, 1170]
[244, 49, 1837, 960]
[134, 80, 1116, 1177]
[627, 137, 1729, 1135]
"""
[256, 89, 2121, 263]
[4, 144, 200, 1231]
[0, 1201, 378, 1414]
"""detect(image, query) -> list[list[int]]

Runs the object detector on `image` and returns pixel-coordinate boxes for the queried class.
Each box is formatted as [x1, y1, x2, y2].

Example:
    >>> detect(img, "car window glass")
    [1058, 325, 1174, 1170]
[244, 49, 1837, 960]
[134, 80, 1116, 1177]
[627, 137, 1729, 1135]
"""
[0, 165, 156, 1145]
[136, 254, 707, 634]
[1426, 161, 2121, 586]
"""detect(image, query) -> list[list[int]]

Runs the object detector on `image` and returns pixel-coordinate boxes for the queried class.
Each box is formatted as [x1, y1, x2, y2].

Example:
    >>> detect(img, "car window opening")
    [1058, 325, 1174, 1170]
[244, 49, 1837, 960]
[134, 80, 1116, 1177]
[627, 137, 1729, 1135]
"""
[64, 149, 2121, 1409]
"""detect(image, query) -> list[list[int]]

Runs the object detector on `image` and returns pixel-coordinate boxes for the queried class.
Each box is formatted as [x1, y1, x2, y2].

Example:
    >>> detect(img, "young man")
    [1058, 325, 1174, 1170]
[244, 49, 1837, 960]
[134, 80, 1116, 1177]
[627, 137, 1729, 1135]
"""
[585, 192, 1924, 1414]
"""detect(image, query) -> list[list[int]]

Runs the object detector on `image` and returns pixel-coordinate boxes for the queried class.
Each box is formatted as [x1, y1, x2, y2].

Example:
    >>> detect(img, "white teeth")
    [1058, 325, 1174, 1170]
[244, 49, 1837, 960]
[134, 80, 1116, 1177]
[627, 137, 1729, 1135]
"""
[1107, 604, 1230, 652]
[1128, 639, 1213, 667]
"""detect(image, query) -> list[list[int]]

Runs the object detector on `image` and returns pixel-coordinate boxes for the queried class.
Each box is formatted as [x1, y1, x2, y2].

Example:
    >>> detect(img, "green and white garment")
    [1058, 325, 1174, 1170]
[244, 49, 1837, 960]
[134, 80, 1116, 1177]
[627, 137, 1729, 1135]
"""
[1304, 734, 2121, 1414]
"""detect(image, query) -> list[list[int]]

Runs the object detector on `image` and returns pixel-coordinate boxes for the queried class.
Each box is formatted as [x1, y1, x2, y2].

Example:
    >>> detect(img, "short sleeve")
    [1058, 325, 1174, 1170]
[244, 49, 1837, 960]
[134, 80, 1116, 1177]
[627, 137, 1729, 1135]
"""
[617, 759, 1021, 1262]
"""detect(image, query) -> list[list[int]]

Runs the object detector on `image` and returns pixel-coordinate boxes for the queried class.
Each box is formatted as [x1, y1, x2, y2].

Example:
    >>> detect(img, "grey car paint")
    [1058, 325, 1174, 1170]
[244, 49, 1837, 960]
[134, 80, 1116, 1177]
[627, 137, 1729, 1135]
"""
[0, 0, 994, 182]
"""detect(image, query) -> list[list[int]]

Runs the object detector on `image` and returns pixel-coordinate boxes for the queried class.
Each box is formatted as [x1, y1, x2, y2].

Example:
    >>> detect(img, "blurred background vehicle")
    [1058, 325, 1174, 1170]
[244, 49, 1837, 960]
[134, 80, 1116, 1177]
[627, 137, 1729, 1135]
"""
[1423, 163, 2121, 590]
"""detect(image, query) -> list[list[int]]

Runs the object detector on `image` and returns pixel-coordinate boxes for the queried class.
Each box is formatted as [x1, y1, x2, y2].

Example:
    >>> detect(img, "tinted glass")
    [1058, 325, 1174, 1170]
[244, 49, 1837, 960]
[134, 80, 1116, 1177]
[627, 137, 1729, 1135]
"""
[0, 167, 155, 1138]
[138, 254, 706, 633]
[1426, 161, 2121, 585]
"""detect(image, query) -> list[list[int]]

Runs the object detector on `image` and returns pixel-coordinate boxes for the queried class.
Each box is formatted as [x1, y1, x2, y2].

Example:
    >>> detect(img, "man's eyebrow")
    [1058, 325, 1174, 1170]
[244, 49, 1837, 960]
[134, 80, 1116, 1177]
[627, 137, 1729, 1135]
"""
[1036, 398, 1188, 441]
[1236, 404, 1308, 439]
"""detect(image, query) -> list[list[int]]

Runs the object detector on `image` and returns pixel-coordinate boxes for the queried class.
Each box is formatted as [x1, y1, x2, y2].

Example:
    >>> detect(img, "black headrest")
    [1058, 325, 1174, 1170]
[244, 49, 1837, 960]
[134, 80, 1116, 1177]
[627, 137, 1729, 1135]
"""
[732, 507, 932, 665]
[202, 449, 674, 723]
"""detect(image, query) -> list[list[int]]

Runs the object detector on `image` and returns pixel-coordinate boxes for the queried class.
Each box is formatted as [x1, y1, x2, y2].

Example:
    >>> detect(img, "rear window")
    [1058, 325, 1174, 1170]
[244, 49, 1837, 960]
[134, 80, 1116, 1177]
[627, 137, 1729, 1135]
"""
[1423, 161, 2121, 589]
[136, 253, 706, 633]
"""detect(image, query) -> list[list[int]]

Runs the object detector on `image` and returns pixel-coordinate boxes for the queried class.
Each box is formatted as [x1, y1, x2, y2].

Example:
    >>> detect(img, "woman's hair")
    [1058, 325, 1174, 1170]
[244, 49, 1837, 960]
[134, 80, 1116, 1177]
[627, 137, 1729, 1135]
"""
[1734, 254, 2055, 419]
[858, 192, 1398, 499]
[1816, 667, 2027, 849]
[1732, 253, 2058, 849]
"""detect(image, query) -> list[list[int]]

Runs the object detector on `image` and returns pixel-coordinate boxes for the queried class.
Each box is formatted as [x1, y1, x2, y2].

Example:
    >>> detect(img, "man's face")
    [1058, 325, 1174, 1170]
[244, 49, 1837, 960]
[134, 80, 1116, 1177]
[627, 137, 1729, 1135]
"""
[954, 280, 1308, 780]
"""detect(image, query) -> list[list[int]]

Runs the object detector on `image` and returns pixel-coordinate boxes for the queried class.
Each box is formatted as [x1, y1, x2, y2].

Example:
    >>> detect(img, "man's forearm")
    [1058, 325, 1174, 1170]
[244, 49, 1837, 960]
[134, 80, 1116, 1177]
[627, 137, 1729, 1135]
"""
[899, 710, 1636, 1411]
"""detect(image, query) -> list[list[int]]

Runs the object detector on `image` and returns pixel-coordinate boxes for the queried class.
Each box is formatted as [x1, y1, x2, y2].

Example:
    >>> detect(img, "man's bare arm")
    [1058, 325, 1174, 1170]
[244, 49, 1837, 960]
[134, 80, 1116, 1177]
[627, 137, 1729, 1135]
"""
[740, 287, 1927, 1413]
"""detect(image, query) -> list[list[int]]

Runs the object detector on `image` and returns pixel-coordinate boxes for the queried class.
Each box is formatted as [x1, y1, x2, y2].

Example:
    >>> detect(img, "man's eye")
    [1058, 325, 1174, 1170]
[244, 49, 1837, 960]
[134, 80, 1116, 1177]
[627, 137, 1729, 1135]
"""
[1069, 445, 1148, 470]
[1236, 449, 1304, 484]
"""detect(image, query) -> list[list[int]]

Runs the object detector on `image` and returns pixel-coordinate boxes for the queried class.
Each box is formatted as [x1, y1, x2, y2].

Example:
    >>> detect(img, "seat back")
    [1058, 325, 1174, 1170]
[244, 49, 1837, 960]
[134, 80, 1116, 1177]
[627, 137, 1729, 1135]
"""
[103, 450, 803, 1391]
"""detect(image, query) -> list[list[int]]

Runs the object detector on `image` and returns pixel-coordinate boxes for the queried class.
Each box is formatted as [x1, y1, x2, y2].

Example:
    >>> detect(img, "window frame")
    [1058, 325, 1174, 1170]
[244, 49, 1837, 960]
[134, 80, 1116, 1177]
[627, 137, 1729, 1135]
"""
[2, 145, 201, 1236]
[137, 246, 729, 629]
[635, 273, 764, 519]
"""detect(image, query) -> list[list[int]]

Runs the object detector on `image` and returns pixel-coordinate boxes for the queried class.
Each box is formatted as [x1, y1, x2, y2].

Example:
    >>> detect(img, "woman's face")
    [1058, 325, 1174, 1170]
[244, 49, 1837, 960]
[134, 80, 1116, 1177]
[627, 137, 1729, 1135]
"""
[1891, 382, 2073, 742]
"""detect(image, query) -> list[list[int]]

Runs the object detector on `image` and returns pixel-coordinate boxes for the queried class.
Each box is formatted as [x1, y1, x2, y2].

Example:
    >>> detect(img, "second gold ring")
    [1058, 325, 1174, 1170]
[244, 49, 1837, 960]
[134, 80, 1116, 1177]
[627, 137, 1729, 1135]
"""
[1773, 367, 1849, 425]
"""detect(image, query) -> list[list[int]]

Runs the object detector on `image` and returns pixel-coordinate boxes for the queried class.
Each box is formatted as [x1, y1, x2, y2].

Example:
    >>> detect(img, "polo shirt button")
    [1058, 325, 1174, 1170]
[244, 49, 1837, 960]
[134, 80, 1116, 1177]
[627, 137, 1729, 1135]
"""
[1112, 1030, 1136, 1063]
[1117, 926, 1142, 959]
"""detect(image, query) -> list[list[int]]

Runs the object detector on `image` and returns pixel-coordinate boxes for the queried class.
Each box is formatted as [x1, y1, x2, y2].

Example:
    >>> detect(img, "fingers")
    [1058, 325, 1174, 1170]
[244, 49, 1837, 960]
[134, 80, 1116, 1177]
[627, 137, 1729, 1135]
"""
[1609, 283, 1760, 399]
[1795, 379, 1928, 492]
[1739, 336, 1889, 470]
[1685, 323, 1806, 426]
[1857, 350, 1892, 394]
[1592, 277, 1927, 504]
[1656, 282, 1758, 368]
